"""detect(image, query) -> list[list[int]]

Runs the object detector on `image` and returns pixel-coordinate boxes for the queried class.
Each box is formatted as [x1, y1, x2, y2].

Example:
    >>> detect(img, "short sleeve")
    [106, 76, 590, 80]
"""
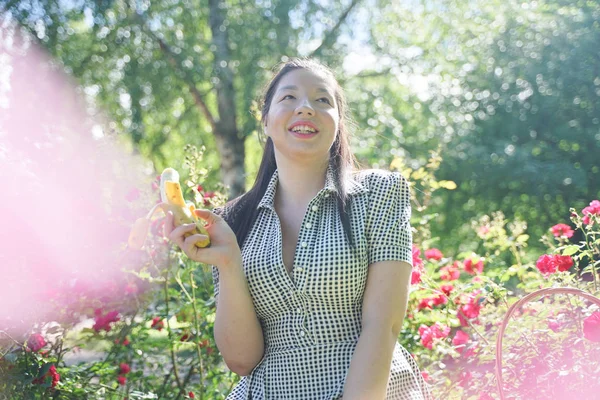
[365, 171, 413, 266]
[211, 264, 220, 302]
[209, 205, 227, 304]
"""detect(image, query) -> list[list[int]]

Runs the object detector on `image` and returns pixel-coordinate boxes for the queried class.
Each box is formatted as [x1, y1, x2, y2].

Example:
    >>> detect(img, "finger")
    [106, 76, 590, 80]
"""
[168, 223, 197, 244]
[163, 211, 175, 237]
[194, 209, 220, 226]
[183, 234, 210, 255]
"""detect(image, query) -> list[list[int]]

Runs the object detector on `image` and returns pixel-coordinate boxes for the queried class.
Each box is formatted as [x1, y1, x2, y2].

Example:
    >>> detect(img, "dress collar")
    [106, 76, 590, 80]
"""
[257, 164, 368, 210]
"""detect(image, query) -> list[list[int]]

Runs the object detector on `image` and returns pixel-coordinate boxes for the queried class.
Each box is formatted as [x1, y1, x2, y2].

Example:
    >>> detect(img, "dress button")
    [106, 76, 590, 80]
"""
[300, 330, 306, 337]
[295, 267, 304, 272]
[325, 193, 330, 198]
[305, 222, 312, 229]
[312, 205, 318, 211]
[297, 308, 302, 313]
[301, 241, 307, 248]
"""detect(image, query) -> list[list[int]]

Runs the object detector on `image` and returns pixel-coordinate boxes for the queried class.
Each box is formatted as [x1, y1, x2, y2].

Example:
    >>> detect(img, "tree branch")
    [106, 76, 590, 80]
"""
[133, 13, 218, 133]
[309, 0, 362, 58]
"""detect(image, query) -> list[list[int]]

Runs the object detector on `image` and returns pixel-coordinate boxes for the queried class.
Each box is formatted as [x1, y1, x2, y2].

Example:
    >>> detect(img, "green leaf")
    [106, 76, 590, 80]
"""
[562, 245, 580, 256]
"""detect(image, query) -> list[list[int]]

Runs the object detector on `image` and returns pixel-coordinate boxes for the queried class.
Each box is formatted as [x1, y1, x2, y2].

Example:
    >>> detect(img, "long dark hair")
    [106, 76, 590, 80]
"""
[219, 58, 359, 249]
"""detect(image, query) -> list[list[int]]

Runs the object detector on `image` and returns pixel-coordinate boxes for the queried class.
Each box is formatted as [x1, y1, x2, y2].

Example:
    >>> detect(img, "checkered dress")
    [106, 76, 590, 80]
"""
[212, 166, 433, 400]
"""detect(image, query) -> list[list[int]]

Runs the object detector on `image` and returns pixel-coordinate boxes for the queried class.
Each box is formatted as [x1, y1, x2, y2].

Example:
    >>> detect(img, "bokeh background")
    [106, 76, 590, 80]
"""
[3, 0, 598, 252]
[1, 0, 599, 398]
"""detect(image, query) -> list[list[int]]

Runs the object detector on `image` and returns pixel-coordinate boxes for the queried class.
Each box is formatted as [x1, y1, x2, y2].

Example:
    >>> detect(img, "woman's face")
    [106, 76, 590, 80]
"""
[265, 69, 339, 165]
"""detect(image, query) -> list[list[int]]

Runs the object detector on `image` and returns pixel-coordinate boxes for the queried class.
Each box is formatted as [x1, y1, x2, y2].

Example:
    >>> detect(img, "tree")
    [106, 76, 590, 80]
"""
[4, 0, 364, 198]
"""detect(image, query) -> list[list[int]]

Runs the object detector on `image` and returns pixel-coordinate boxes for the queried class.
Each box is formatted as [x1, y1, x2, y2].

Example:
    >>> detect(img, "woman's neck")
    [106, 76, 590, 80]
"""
[273, 157, 329, 209]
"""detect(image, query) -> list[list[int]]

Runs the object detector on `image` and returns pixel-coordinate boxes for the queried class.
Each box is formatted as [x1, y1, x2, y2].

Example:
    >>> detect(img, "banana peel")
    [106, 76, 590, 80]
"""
[128, 168, 210, 250]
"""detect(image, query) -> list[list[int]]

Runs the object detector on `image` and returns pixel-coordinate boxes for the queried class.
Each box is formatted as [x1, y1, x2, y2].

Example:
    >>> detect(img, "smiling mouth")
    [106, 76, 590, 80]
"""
[289, 126, 319, 134]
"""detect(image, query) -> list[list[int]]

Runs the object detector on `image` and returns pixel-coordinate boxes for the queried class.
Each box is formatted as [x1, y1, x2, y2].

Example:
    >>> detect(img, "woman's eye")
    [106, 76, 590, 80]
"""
[318, 98, 332, 105]
[282, 95, 295, 100]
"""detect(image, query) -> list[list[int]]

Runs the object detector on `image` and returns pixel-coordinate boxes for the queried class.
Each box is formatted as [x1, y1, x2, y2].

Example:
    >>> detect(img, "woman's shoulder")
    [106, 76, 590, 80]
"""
[351, 168, 408, 191]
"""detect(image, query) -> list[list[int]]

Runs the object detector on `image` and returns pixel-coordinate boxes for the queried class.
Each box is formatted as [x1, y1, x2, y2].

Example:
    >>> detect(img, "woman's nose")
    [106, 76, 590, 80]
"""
[295, 99, 314, 115]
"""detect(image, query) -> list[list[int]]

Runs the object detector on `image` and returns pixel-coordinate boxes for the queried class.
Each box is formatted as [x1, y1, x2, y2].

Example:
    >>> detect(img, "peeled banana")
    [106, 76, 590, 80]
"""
[128, 168, 210, 250]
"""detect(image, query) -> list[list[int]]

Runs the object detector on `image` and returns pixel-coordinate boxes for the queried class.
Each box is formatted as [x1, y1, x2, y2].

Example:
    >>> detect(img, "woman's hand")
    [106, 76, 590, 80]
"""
[164, 208, 242, 269]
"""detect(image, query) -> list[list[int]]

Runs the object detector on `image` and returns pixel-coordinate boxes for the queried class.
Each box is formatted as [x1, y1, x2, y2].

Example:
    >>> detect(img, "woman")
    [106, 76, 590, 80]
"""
[165, 58, 432, 400]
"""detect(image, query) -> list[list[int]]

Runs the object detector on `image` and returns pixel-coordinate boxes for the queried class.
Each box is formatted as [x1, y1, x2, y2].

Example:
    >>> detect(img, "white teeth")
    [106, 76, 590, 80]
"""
[291, 125, 316, 133]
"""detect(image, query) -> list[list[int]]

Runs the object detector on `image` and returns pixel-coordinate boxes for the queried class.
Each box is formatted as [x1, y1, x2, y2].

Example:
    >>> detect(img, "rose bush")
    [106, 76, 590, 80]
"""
[393, 151, 600, 399]
[1, 147, 598, 399]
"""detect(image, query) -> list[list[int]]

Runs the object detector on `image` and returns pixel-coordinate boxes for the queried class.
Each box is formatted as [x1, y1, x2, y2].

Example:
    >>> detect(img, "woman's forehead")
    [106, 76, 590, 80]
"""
[277, 69, 336, 93]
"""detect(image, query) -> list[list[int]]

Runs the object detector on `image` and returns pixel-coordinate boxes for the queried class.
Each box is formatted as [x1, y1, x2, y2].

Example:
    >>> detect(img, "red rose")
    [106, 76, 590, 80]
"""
[417, 298, 433, 311]
[535, 254, 556, 275]
[440, 284, 454, 296]
[93, 310, 120, 332]
[119, 363, 131, 375]
[151, 317, 164, 331]
[555, 255, 574, 272]
[117, 375, 127, 386]
[421, 371, 429, 382]
[419, 322, 450, 350]
[425, 248, 443, 261]
[583, 312, 600, 342]
[463, 258, 484, 275]
[457, 293, 483, 326]
[188, 392, 196, 399]
[27, 333, 47, 353]
[197, 185, 204, 193]
[536, 254, 574, 275]
[440, 262, 460, 281]
[32, 364, 60, 388]
[411, 266, 423, 285]
[550, 223, 574, 238]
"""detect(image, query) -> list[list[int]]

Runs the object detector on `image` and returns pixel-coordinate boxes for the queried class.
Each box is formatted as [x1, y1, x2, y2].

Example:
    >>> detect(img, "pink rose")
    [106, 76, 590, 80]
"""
[425, 248, 443, 261]
[582, 200, 600, 225]
[464, 258, 484, 275]
[27, 333, 47, 352]
[550, 223, 574, 238]
[440, 262, 460, 281]
[583, 312, 600, 342]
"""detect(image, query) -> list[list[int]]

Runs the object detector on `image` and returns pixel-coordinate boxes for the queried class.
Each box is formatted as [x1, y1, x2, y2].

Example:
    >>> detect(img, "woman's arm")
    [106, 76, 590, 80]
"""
[342, 260, 412, 399]
[213, 257, 265, 376]
[165, 209, 264, 376]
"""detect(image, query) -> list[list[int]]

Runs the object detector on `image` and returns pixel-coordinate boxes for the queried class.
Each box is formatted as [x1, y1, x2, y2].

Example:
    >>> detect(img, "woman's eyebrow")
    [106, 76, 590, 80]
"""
[278, 85, 333, 96]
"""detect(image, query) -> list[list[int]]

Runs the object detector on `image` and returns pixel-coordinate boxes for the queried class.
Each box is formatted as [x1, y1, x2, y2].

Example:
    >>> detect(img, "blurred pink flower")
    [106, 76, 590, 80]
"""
[419, 322, 450, 350]
[464, 258, 484, 275]
[27, 333, 46, 352]
[582, 200, 600, 225]
[550, 223, 574, 238]
[452, 330, 470, 350]
[425, 248, 443, 261]
[583, 312, 600, 342]
[440, 284, 454, 296]
[93, 309, 120, 332]
[151, 316, 164, 331]
[119, 363, 131, 375]
[547, 319, 561, 332]
[412, 245, 424, 268]
[440, 262, 460, 281]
